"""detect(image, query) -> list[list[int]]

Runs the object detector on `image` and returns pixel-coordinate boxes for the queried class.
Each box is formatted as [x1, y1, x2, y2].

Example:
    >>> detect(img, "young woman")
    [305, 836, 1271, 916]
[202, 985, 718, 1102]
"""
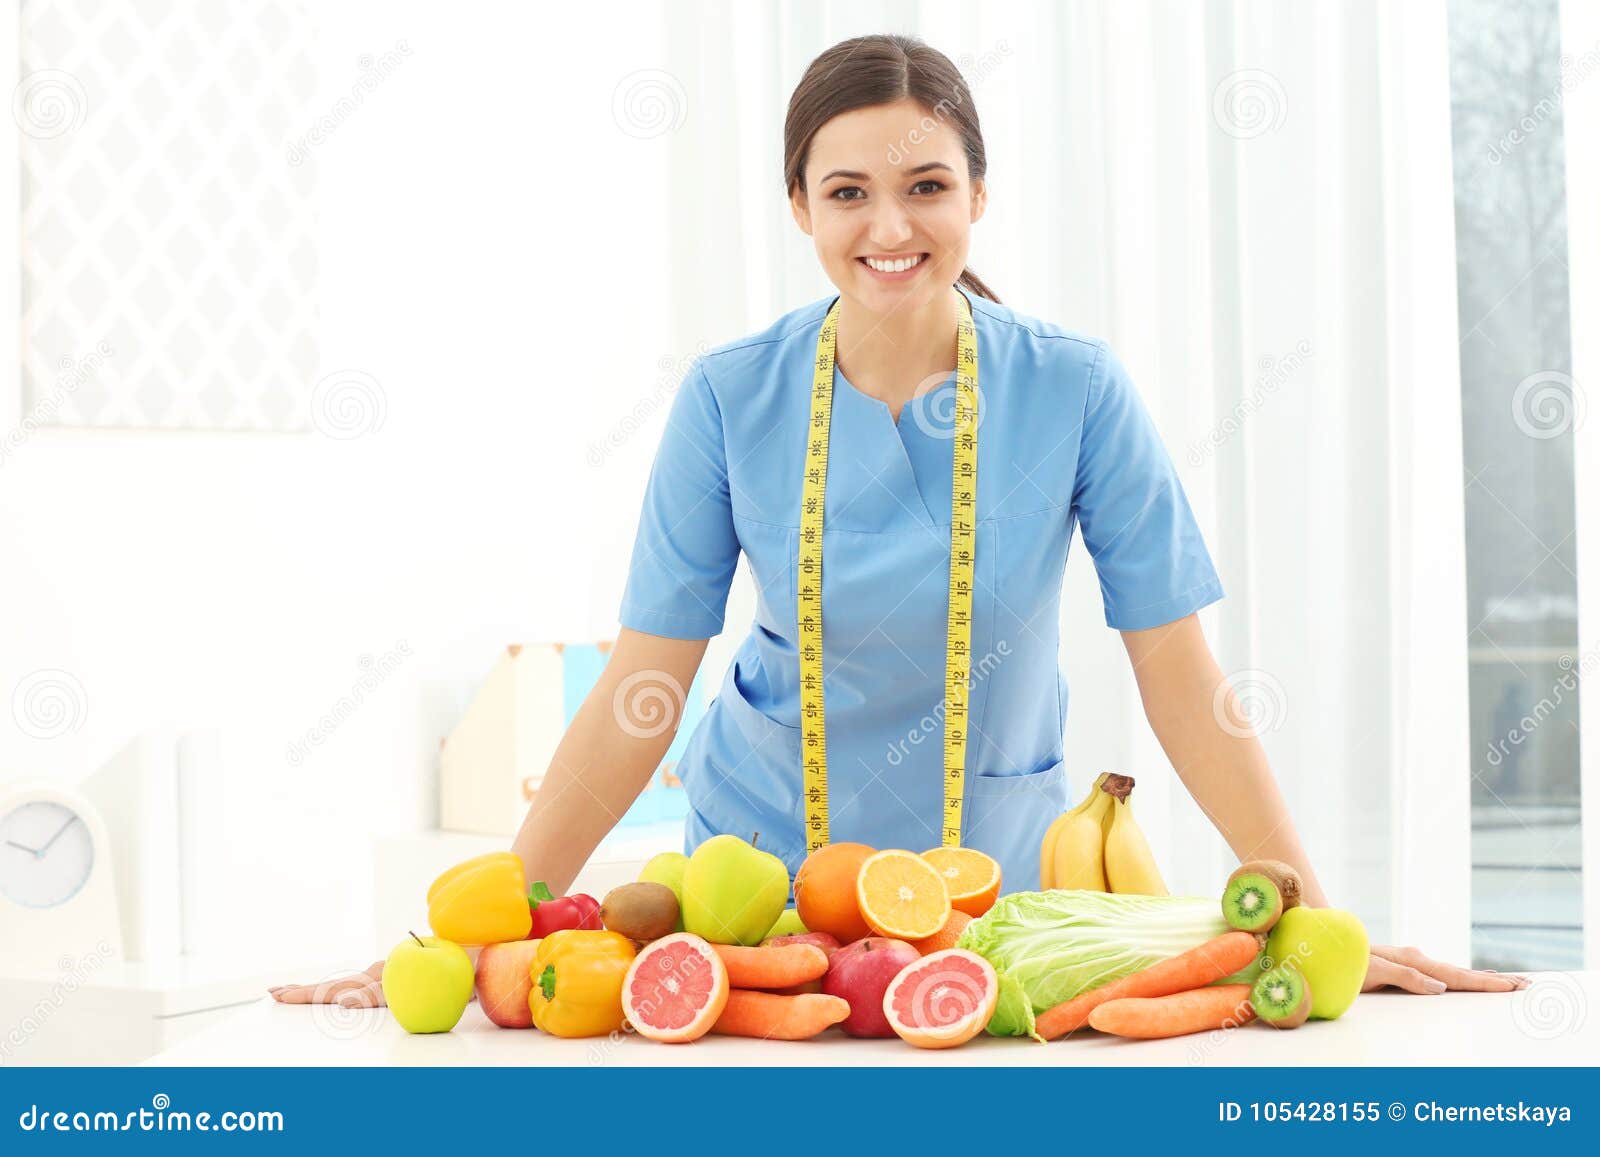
[275, 34, 1524, 1009]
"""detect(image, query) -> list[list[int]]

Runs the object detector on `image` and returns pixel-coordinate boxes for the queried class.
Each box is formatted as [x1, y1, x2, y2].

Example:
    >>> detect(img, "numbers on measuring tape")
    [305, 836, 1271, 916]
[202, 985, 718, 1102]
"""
[798, 293, 979, 854]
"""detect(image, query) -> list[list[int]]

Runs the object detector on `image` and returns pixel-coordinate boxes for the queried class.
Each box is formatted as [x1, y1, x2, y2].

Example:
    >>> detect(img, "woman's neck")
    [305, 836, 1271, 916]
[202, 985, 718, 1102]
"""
[833, 285, 962, 415]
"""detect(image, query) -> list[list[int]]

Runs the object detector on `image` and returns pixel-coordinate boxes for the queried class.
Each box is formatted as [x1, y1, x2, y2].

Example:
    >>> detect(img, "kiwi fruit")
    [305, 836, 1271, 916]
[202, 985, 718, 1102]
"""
[599, 882, 679, 941]
[1250, 965, 1313, 1029]
[1221, 859, 1303, 932]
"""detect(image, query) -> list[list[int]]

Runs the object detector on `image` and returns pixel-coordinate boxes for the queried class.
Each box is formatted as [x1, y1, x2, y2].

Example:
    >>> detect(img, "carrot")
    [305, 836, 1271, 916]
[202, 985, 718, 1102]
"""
[1087, 985, 1257, 1039]
[1035, 929, 1263, 1041]
[710, 990, 850, 1040]
[711, 943, 830, 990]
[775, 978, 824, 996]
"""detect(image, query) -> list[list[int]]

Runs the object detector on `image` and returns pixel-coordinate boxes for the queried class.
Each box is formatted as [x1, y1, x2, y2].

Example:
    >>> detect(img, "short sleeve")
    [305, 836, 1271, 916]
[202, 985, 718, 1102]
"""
[1072, 343, 1225, 631]
[617, 361, 741, 639]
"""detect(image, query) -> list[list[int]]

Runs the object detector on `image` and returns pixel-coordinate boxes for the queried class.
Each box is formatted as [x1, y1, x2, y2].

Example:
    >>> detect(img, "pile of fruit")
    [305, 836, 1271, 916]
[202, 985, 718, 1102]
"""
[380, 776, 1372, 1049]
[383, 835, 1005, 1049]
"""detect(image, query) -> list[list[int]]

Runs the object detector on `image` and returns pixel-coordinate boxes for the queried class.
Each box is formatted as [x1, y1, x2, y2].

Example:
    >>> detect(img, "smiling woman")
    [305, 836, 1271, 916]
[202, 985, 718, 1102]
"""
[783, 38, 997, 418]
[271, 31, 1526, 1013]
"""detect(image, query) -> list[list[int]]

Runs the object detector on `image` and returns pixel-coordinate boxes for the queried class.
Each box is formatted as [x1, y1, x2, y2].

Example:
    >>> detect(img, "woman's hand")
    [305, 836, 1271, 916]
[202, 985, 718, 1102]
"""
[268, 961, 387, 1008]
[1362, 944, 1529, 994]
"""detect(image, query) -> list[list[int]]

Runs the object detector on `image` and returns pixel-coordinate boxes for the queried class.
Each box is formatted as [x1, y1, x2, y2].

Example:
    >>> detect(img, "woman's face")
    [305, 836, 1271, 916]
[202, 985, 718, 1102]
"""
[791, 98, 986, 315]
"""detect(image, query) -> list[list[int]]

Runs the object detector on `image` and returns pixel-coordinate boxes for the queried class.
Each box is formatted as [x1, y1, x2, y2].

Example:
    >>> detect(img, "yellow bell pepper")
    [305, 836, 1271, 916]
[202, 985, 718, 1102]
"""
[528, 930, 636, 1038]
[426, 852, 533, 945]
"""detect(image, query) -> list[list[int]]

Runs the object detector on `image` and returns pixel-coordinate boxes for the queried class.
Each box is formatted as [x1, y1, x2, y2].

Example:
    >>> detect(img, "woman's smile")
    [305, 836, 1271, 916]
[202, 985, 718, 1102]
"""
[858, 251, 930, 280]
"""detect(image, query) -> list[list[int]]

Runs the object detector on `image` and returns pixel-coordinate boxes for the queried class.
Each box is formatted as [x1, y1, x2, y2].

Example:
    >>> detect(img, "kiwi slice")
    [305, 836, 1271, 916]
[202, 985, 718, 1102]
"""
[1251, 965, 1312, 1029]
[1221, 859, 1303, 932]
[1241, 859, 1304, 907]
[1222, 873, 1283, 931]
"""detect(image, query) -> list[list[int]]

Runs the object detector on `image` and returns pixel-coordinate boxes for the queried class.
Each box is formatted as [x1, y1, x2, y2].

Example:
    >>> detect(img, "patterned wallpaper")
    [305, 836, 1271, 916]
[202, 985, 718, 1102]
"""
[17, 0, 321, 431]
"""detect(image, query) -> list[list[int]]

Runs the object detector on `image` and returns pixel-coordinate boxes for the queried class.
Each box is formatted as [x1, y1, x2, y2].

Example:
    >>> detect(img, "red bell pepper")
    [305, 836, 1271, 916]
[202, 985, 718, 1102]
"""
[526, 881, 603, 939]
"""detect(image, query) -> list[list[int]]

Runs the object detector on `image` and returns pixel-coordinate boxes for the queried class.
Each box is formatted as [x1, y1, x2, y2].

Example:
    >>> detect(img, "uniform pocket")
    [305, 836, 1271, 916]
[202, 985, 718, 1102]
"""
[717, 658, 803, 758]
[960, 757, 1068, 895]
[684, 667, 807, 871]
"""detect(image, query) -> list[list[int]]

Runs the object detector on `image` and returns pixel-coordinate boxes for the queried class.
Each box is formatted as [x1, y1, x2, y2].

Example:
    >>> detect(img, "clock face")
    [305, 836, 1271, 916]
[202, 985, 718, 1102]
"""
[0, 800, 95, 909]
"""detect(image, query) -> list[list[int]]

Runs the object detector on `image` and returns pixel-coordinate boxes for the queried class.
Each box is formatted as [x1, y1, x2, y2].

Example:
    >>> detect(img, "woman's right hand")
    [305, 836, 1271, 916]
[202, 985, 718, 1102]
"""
[268, 960, 386, 1008]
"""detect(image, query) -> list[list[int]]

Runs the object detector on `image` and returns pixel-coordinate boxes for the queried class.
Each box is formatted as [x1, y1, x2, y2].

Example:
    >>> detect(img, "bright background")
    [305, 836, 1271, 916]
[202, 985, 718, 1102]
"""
[0, 0, 1595, 983]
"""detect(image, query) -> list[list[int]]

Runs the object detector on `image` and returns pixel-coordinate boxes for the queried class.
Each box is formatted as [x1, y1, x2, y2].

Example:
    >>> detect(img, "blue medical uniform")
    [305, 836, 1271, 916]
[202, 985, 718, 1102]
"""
[618, 289, 1224, 895]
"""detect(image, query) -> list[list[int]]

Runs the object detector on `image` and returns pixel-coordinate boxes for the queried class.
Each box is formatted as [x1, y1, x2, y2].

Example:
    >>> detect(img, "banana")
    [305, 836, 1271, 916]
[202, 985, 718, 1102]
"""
[1050, 787, 1115, 890]
[1038, 772, 1169, 895]
[1101, 781, 1168, 895]
[1039, 773, 1110, 889]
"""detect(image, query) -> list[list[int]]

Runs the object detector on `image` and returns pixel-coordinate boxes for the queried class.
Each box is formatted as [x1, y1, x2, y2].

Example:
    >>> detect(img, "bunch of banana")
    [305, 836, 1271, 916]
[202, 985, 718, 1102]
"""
[1039, 772, 1167, 894]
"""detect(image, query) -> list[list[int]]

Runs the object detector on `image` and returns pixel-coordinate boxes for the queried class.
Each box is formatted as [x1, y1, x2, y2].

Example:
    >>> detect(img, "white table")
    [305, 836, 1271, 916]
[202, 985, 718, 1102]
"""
[0, 955, 348, 1065]
[145, 971, 1598, 1067]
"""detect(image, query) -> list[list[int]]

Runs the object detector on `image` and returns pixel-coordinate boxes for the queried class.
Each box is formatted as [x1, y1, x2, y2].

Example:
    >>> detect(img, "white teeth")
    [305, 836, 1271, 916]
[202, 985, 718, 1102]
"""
[864, 254, 925, 273]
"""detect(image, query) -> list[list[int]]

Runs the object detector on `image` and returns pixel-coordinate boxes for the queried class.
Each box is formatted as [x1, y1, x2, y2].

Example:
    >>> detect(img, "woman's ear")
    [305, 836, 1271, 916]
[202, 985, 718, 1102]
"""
[789, 185, 813, 236]
[969, 177, 988, 226]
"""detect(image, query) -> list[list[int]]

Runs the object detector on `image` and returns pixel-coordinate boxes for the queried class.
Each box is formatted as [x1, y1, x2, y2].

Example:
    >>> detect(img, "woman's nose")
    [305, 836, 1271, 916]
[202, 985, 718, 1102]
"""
[866, 201, 917, 250]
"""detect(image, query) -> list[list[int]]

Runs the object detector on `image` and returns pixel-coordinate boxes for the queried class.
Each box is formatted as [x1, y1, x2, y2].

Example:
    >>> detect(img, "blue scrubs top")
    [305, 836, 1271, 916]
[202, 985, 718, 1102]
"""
[618, 290, 1224, 895]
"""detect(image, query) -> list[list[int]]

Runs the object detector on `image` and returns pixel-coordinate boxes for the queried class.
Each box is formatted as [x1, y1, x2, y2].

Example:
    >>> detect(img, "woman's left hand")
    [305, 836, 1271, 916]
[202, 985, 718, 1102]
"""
[1362, 944, 1530, 994]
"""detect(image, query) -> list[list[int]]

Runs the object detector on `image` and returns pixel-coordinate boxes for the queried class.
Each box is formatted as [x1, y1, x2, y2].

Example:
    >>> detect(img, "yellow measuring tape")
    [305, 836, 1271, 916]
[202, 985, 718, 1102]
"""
[799, 291, 979, 853]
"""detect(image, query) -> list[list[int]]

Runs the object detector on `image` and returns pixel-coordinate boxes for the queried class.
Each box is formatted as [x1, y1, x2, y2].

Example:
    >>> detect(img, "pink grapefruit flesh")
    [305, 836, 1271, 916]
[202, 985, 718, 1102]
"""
[621, 933, 729, 1044]
[882, 948, 998, 1049]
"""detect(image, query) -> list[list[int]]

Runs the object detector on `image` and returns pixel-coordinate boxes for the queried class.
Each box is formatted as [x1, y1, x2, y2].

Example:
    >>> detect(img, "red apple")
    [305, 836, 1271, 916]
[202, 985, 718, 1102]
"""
[822, 936, 920, 1037]
[474, 940, 543, 1028]
[762, 931, 842, 958]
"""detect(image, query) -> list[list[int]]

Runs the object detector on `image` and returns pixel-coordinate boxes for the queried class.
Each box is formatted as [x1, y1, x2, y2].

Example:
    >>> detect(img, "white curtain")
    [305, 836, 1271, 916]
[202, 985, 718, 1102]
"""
[659, 0, 1472, 953]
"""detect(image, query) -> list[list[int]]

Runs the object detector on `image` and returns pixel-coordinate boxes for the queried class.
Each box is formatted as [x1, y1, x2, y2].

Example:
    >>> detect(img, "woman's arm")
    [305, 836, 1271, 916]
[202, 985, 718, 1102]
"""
[270, 627, 709, 1006]
[1118, 615, 1331, 906]
[508, 628, 709, 895]
[1120, 614, 1527, 995]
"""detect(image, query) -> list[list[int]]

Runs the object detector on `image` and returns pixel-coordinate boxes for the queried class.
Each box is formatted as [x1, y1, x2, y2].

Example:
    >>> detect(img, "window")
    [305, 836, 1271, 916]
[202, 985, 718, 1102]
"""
[1447, 0, 1583, 970]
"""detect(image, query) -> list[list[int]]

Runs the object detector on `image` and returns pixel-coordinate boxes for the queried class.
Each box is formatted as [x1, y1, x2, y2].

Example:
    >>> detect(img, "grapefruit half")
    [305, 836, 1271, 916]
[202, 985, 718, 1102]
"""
[882, 948, 998, 1049]
[621, 932, 729, 1043]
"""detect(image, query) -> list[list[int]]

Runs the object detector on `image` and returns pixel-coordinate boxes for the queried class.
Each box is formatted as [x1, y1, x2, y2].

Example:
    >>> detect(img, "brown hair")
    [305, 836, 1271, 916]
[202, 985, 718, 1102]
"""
[783, 34, 1000, 303]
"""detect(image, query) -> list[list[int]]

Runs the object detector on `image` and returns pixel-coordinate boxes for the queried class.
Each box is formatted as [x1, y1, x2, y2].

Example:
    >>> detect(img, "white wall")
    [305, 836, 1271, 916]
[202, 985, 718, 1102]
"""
[0, 2, 703, 960]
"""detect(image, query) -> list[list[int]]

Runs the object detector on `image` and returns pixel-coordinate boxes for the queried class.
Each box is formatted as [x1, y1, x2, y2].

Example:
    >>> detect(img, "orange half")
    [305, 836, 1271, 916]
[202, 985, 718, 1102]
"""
[856, 849, 951, 940]
[919, 847, 1001, 917]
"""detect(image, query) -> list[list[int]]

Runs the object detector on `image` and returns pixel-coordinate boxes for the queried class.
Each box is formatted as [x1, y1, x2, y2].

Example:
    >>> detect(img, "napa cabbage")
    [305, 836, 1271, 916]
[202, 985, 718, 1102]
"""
[956, 889, 1263, 1039]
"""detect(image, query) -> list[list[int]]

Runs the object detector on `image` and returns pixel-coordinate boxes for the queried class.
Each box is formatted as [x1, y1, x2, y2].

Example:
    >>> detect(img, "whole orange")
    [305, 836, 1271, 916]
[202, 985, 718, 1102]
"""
[793, 842, 876, 943]
[908, 909, 973, 956]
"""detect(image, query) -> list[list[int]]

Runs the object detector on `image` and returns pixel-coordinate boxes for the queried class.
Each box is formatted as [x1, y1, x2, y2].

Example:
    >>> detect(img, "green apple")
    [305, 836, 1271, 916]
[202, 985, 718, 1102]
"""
[638, 851, 690, 932]
[1265, 907, 1369, 1020]
[681, 834, 790, 946]
[764, 906, 808, 938]
[382, 932, 474, 1033]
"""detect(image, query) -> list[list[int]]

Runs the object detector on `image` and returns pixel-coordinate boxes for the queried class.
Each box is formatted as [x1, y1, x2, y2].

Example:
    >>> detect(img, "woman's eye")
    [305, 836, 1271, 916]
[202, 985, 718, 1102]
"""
[828, 179, 945, 202]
